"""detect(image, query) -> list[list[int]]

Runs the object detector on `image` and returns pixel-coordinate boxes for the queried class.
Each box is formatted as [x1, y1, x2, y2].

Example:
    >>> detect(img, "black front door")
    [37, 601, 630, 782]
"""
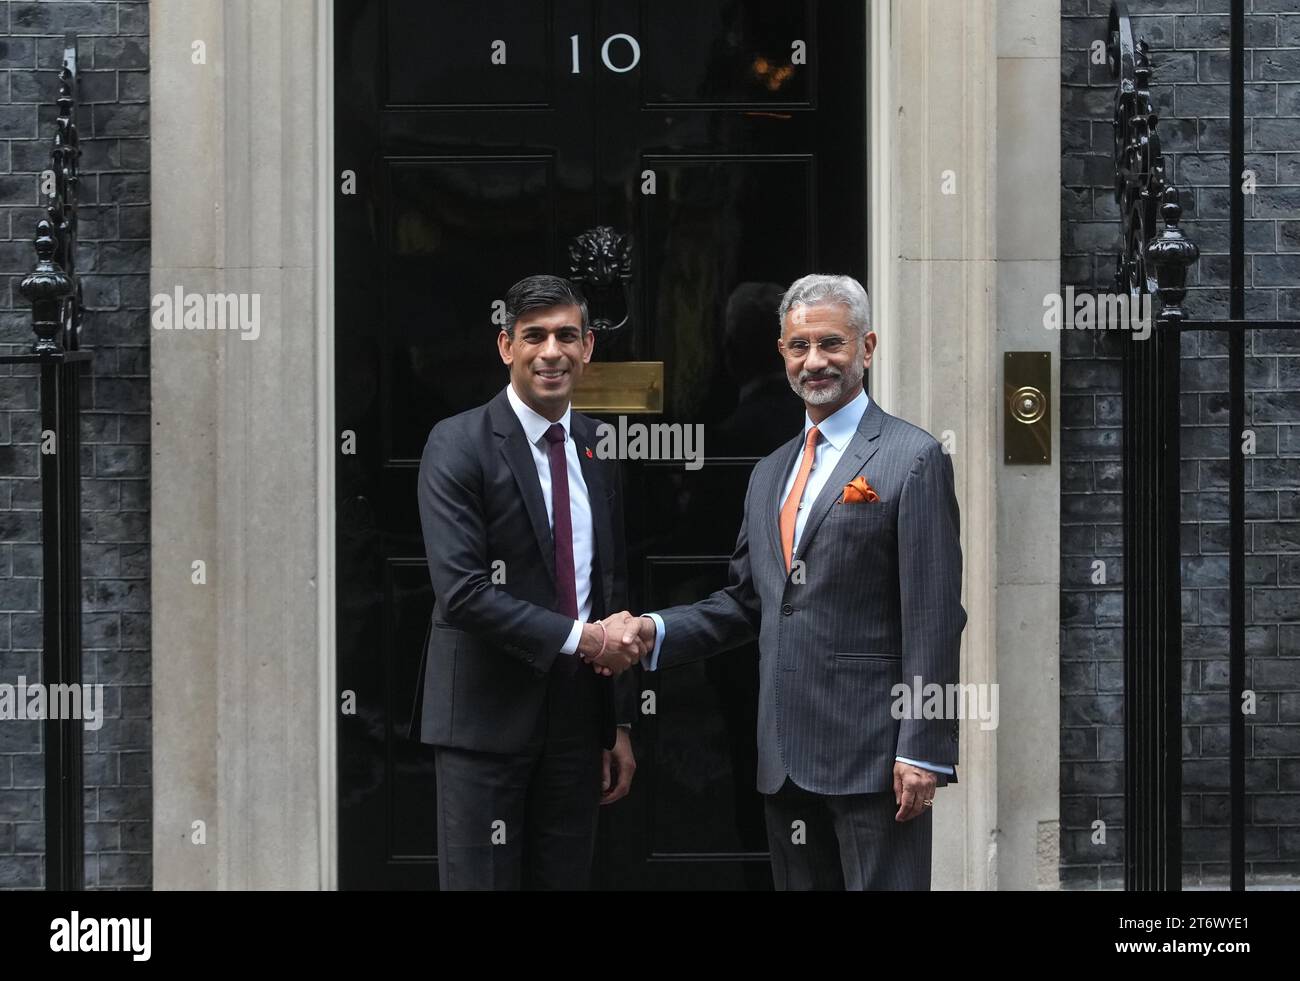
[335, 0, 868, 889]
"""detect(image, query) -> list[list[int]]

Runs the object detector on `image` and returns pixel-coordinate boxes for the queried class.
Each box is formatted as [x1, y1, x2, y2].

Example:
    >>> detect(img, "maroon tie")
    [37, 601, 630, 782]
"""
[543, 423, 578, 619]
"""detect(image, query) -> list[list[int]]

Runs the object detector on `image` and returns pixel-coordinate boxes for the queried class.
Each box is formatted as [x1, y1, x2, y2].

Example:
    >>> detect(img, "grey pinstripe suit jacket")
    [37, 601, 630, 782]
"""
[655, 397, 967, 795]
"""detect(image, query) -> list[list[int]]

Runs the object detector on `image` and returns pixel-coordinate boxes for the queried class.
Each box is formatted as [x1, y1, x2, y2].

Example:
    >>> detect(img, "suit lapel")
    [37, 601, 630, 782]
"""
[766, 432, 807, 571]
[793, 397, 885, 566]
[573, 413, 613, 609]
[489, 391, 555, 587]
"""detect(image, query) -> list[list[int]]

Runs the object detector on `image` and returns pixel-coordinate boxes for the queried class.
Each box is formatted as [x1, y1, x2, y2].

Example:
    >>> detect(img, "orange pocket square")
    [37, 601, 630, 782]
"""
[840, 475, 881, 504]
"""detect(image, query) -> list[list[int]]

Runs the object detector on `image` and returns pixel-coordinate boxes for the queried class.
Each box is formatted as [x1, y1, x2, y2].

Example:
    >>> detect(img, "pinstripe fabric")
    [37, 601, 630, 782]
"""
[656, 397, 967, 796]
[764, 779, 932, 889]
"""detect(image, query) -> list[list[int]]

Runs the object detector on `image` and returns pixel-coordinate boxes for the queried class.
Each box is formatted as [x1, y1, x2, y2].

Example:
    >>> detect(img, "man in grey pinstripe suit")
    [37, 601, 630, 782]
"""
[625, 273, 966, 890]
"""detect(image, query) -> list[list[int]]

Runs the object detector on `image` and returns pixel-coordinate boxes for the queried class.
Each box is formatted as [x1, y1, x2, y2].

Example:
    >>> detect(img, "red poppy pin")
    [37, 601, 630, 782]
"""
[585, 447, 593, 459]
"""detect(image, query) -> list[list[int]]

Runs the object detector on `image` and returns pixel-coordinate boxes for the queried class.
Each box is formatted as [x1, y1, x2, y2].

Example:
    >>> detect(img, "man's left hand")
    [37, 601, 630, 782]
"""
[601, 728, 636, 805]
[893, 761, 937, 822]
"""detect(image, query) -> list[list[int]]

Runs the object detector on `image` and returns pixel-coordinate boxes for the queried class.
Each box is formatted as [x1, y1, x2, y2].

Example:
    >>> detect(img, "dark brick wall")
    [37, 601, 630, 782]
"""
[0, 1, 150, 889]
[1062, 0, 1300, 888]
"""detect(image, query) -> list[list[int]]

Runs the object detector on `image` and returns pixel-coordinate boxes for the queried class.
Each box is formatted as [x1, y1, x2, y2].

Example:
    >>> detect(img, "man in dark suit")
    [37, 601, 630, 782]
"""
[619, 273, 967, 890]
[411, 274, 645, 890]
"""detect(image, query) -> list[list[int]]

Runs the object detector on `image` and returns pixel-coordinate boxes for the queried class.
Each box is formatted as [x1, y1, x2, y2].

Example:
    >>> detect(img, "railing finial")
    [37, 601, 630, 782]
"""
[18, 36, 81, 354]
[18, 219, 73, 354]
[1110, 0, 1196, 324]
[1144, 186, 1199, 323]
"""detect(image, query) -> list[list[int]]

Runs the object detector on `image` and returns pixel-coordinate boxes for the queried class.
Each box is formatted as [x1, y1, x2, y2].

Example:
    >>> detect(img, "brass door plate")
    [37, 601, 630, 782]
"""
[1004, 352, 1050, 465]
[571, 361, 664, 414]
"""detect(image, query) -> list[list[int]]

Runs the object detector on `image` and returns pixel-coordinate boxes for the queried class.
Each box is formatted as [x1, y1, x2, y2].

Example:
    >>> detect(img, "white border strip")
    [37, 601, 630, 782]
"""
[869, 0, 893, 412]
[317, 0, 339, 891]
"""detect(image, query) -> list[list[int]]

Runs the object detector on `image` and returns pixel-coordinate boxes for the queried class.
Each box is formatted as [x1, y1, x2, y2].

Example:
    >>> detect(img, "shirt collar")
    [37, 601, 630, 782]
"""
[805, 387, 870, 451]
[505, 382, 571, 446]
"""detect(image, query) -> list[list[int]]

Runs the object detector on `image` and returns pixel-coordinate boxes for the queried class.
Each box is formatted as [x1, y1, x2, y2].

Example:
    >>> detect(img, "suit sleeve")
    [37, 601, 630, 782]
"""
[418, 421, 574, 673]
[894, 440, 967, 767]
[651, 467, 762, 669]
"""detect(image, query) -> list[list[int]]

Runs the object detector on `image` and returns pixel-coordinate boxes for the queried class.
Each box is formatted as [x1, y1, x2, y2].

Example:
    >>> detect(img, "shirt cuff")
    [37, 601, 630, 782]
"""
[644, 613, 665, 671]
[560, 619, 584, 656]
[895, 755, 954, 775]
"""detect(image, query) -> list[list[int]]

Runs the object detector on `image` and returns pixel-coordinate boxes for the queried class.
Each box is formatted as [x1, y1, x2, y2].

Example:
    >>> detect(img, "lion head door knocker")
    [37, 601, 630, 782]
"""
[566, 225, 662, 413]
[569, 226, 633, 358]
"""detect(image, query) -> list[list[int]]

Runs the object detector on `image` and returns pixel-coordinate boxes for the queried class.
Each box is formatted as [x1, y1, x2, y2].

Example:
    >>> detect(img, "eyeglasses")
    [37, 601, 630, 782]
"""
[780, 336, 853, 359]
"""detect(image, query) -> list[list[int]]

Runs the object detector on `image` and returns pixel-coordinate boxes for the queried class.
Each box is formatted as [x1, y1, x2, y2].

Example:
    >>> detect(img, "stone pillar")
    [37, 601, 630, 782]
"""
[993, 0, 1063, 891]
[150, 0, 330, 889]
[882, 0, 1060, 889]
[889, 0, 998, 891]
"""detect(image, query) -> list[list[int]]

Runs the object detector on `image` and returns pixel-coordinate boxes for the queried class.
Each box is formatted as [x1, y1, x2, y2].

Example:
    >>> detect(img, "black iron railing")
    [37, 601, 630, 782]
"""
[1111, 0, 1300, 891]
[1110, 2, 1194, 891]
[2, 34, 88, 891]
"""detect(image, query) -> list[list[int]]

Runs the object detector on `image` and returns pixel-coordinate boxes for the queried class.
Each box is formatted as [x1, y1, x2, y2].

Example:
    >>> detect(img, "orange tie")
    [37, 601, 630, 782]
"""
[779, 426, 820, 571]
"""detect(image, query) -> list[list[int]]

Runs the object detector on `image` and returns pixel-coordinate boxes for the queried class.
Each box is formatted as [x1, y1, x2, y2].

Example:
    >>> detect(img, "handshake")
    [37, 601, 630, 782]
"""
[576, 611, 657, 676]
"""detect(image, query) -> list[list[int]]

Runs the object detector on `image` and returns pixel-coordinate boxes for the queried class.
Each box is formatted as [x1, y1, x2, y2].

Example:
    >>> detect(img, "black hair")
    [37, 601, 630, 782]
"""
[503, 274, 589, 338]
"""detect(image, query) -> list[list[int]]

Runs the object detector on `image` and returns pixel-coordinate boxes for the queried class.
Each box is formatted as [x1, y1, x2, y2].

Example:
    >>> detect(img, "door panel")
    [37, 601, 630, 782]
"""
[384, 156, 558, 459]
[336, 0, 867, 889]
[636, 0, 815, 107]
[384, 0, 555, 107]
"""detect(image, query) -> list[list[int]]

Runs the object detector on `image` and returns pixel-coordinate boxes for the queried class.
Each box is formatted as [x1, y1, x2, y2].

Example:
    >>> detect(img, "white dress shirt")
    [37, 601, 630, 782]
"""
[646, 387, 953, 776]
[504, 383, 592, 655]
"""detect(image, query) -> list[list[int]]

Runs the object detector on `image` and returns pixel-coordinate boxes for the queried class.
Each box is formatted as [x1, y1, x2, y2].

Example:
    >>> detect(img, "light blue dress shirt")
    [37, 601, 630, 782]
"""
[644, 387, 953, 777]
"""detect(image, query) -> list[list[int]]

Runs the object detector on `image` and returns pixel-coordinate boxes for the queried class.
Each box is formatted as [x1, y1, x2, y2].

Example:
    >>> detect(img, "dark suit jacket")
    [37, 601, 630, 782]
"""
[408, 387, 636, 754]
[654, 397, 966, 795]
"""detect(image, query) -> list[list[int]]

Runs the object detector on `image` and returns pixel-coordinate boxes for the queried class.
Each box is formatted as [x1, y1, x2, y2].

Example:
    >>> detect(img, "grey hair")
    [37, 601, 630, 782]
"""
[777, 274, 872, 337]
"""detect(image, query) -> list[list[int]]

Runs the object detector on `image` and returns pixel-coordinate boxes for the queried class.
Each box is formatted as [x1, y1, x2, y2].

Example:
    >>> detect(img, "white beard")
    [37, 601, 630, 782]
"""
[790, 359, 865, 406]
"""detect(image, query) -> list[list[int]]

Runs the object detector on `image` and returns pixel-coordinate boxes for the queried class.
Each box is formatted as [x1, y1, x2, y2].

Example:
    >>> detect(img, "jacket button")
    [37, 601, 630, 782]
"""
[782, 604, 793, 615]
